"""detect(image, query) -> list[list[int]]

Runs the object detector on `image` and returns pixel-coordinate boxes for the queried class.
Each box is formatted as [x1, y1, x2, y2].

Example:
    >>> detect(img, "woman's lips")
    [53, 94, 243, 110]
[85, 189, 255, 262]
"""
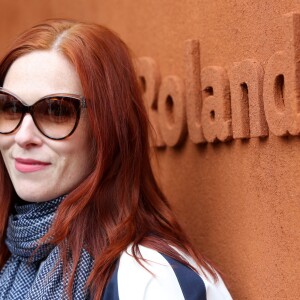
[15, 158, 51, 173]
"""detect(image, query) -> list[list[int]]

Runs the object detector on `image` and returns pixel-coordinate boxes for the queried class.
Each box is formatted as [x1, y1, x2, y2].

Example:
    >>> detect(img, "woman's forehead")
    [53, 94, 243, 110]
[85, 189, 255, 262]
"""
[3, 50, 83, 105]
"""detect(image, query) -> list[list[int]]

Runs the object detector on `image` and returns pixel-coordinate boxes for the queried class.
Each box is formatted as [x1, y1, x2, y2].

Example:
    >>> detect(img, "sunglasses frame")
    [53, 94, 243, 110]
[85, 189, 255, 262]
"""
[0, 87, 87, 140]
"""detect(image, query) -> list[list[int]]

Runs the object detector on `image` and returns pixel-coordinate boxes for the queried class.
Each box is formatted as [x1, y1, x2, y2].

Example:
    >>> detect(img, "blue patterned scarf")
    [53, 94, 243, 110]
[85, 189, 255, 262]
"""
[0, 196, 94, 299]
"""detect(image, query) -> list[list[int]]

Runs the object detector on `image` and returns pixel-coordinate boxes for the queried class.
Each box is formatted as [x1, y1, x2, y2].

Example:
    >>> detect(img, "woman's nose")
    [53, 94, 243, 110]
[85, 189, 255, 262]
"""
[14, 114, 43, 148]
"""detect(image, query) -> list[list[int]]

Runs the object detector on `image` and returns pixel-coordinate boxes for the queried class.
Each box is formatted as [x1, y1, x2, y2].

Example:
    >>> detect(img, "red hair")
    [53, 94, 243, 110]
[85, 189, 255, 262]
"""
[0, 19, 216, 298]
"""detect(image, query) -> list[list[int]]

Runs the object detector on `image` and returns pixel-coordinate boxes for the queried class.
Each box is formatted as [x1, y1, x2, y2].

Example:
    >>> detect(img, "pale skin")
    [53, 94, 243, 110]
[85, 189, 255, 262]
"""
[0, 50, 94, 202]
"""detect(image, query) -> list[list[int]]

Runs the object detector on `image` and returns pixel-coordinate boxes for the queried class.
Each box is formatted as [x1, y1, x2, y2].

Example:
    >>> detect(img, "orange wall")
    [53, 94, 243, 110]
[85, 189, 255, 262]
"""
[1, 1, 300, 299]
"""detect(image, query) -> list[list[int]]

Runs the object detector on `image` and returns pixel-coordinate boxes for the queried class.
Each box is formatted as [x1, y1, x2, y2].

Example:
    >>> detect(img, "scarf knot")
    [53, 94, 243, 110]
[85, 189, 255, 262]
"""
[5, 196, 65, 262]
[0, 195, 93, 299]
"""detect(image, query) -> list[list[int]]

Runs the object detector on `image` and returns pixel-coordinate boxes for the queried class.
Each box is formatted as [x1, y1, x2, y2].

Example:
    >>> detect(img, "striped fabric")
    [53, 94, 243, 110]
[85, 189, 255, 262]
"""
[103, 245, 232, 300]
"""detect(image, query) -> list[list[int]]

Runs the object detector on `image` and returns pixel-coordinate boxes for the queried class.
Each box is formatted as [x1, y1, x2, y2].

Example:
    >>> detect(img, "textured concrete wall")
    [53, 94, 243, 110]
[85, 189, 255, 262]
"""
[1, 1, 300, 299]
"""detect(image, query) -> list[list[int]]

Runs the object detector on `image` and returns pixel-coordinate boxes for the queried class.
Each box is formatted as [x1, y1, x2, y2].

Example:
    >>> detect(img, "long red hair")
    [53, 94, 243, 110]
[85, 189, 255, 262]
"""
[0, 19, 216, 298]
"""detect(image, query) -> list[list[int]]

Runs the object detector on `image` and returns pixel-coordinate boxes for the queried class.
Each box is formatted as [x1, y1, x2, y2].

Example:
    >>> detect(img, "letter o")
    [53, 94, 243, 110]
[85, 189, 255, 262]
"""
[158, 76, 187, 147]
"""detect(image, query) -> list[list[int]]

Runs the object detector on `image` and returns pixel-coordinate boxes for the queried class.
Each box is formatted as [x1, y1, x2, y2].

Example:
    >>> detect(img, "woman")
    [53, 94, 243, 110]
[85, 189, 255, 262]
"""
[0, 19, 232, 299]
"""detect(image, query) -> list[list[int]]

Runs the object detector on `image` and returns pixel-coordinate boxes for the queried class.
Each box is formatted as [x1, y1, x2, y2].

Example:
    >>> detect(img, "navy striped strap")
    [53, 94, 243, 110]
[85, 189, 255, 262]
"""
[102, 263, 120, 300]
[162, 255, 207, 300]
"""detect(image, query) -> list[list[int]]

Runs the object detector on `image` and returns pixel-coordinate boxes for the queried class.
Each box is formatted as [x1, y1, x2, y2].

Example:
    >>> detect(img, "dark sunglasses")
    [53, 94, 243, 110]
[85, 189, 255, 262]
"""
[0, 87, 87, 140]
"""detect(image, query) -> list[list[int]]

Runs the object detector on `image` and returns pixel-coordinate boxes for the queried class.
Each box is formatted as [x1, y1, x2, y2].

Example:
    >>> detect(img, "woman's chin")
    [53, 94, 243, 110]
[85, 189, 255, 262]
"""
[14, 189, 61, 203]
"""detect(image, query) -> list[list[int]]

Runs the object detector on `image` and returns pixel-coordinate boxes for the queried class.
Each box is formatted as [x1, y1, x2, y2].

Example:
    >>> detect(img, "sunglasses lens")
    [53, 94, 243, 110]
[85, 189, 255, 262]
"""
[0, 93, 23, 133]
[0, 90, 83, 140]
[34, 97, 79, 139]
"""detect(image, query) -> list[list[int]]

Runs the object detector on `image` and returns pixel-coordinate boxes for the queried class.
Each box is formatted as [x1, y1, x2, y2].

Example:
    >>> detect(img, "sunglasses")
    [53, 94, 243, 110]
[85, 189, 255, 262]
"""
[0, 88, 87, 140]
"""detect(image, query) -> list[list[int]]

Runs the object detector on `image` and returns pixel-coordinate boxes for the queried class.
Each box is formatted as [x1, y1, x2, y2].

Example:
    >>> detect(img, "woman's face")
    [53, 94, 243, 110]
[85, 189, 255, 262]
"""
[0, 50, 94, 202]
